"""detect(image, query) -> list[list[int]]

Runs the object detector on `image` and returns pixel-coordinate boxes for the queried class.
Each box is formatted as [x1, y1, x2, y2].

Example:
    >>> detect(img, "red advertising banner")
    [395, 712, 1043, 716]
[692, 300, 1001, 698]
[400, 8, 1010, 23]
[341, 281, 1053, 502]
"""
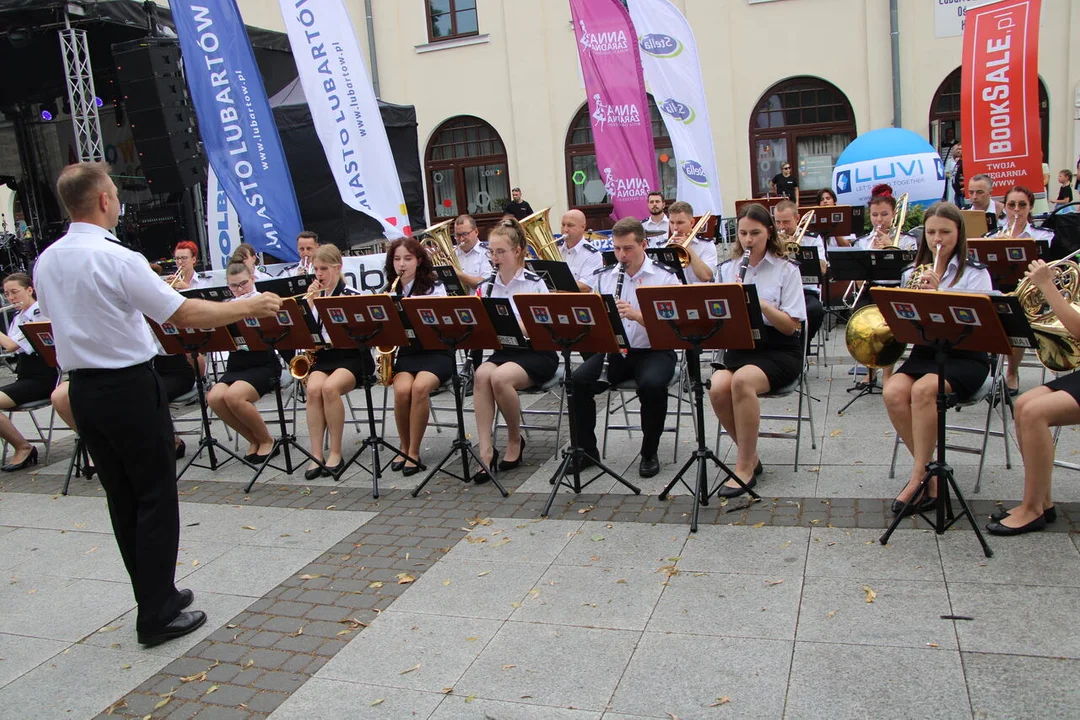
[961, 0, 1043, 195]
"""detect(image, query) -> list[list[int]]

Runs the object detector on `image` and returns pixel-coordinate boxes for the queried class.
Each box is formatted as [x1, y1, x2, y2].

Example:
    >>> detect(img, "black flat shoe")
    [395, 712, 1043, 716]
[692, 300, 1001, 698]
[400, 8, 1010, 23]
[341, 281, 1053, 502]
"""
[243, 452, 258, 463]
[1, 446, 38, 472]
[390, 458, 406, 472]
[990, 506, 1057, 524]
[639, 455, 660, 478]
[754, 460, 764, 477]
[138, 610, 207, 647]
[986, 514, 1048, 536]
[175, 440, 186, 460]
[717, 475, 757, 498]
[499, 437, 526, 471]
[304, 464, 324, 481]
[251, 446, 280, 465]
[324, 460, 344, 478]
[178, 588, 194, 610]
[891, 494, 937, 517]
[401, 462, 425, 477]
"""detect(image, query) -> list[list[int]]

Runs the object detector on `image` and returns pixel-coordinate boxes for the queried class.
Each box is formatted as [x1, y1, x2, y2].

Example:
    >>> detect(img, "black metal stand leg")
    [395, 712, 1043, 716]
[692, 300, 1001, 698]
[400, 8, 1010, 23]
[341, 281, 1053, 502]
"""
[245, 379, 326, 494]
[837, 373, 880, 416]
[542, 350, 639, 517]
[176, 360, 251, 481]
[338, 376, 420, 499]
[61, 437, 93, 496]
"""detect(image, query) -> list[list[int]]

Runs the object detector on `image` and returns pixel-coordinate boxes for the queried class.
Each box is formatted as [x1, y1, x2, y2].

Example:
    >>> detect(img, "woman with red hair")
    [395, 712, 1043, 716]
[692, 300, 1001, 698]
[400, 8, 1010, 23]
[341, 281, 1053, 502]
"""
[169, 241, 203, 290]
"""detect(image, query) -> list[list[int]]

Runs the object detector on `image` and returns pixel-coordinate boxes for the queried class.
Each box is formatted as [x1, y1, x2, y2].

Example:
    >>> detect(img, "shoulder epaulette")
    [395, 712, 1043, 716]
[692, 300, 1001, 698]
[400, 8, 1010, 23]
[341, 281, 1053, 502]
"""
[341, 285, 361, 296]
[583, 241, 598, 252]
[594, 264, 617, 275]
[967, 259, 988, 270]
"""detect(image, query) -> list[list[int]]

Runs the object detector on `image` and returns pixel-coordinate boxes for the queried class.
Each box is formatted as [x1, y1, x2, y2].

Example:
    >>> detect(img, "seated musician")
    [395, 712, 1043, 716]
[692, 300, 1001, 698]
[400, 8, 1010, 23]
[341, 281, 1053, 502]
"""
[708, 204, 806, 496]
[452, 214, 492, 293]
[993, 185, 1055, 396]
[383, 237, 454, 476]
[303, 244, 372, 480]
[289, 231, 319, 277]
[231, 243, 273, 282]
[988, 258, 1078, 536]
[0, 273, 59, 471]
[471, 218, 558, 483]
[817, 189, 855, 247]
[882, 202, 992, 516]
[168, 241, 204, 290]
[667, 201, 717, 283]
[558, 209, 604, 291]
[570, 217, 681, 478]
[774, 199, 825, 351]
[206, 261, 280, 464]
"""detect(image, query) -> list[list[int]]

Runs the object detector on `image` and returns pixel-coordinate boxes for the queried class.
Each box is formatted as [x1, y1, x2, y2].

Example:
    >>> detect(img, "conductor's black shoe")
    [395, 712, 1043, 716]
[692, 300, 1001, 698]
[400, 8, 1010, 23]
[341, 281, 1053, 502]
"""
[1, 446, 38, 472]
[175, 440, 186, 460]
[717, 476, 757, 498]
[178, 588, 194, 610]
[986, 514, 1048, 536]
[638, 455, 660, 478]
[990, 505, 1057, 524]
[304, 464, 324, 481]
[137, 610, 207, 647]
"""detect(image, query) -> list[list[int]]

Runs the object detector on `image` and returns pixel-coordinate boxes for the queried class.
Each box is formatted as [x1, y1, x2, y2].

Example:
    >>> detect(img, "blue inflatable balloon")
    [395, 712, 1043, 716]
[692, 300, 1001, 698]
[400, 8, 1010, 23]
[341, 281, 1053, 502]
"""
[832, 128, 946, 207]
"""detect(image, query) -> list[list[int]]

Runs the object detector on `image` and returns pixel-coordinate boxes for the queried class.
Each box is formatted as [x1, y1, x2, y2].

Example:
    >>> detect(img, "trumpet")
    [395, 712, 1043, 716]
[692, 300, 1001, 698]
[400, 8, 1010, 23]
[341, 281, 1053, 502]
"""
[666, 213, 712, 268]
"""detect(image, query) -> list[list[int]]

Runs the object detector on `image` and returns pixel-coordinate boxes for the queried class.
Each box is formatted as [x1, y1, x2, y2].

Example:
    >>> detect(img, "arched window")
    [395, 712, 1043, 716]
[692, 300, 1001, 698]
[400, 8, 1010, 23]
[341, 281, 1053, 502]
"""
[564, 97, 674, 230]
[749, 77, 856, 199]
[425, 116, 510, 229]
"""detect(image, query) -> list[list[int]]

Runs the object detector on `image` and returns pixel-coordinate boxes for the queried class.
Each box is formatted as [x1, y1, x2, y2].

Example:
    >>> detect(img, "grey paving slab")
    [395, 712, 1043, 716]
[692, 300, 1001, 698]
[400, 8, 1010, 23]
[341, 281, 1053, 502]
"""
[556, 521, 688, 569]
[317, 609, 503, 693]
[805, 527, 944, 581]
[949, 582, 1080, 659]
[183, 544, 327, 598]
[0, 643, 163, 720]
[677, 525, 810, 575]
[268, 678, 445, 720]
[939, 530, 1080, 587]
[175, 503, 301, 545]
[0, 633, 68, 690]
[174, 539, 236, 581]
[430, 696, 603, 719]
[963, 651, 1080, 720]
[247, 508, 375, 549]
[441, 518, 583, 565]
[609, 632, 791, 718]
[511, 564, 665, 631]
[797, 577, 957, 650]
[6, 526, 129, 583]
[392, 558, 550, 621]
[0, 492, 115, 534]
[0, 575, 134, 642]
[813, 463, 908, 499]
[785, 642, 969, 720]
[646, 571, 802, 641]
[453, 622, 640, 712]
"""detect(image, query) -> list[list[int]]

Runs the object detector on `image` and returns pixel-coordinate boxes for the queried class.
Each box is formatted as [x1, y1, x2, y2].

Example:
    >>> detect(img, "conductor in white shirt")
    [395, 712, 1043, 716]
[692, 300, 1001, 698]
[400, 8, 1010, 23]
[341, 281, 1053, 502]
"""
[34, 162, 282, 647]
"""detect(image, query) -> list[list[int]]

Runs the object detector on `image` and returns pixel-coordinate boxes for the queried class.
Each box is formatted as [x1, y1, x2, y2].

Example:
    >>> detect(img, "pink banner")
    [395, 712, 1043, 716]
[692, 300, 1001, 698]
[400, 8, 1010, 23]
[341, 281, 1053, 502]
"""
[570, 0, 658, 220]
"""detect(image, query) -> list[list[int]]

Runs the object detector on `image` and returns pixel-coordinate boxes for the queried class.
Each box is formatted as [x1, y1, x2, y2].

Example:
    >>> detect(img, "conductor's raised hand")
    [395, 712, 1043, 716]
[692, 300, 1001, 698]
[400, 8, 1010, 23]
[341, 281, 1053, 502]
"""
[249, 292, 283, 318]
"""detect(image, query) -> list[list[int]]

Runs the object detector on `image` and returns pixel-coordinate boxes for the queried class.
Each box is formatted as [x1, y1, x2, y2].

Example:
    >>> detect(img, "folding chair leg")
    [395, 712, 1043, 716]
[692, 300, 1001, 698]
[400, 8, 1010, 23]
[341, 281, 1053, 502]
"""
[888, 431, 901, 479]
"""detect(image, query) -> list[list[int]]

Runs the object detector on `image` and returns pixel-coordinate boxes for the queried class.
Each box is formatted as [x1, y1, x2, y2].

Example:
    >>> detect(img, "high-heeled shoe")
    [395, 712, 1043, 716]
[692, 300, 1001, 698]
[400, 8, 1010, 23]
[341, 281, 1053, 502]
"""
[1, 446, 38, 472]
[499, 437, 526, 471]
[990, 506, 1057, 524]
[175, 439, 186, 460]
[891, 493, 937, 517]
[472, 448, 497, 484]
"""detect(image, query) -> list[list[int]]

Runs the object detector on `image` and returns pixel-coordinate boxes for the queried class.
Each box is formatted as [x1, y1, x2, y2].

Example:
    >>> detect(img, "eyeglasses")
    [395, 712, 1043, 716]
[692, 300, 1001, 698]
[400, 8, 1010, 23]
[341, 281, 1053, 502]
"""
[227, 280, 251, 291]
[486, 248, 514, 258]
[1006, 201, 1030, 209]
[173, 256, 190, 262]
[454, 231, 474, 239]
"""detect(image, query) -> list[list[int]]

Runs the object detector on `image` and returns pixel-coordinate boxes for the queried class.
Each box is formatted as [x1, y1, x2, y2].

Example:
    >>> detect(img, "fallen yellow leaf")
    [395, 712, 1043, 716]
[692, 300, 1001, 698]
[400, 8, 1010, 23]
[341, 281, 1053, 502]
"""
[862, 585, 877, 603]
[399, 663, 421, 675]
[751, 522, 766, 529]
[395, 573, 415, 584]
[205, 685, 219, 696]
[710, 697, 731, 707]
[241, 525, 257, 531]
[371, 698, 384, 706]
[830, 429, 842, 437]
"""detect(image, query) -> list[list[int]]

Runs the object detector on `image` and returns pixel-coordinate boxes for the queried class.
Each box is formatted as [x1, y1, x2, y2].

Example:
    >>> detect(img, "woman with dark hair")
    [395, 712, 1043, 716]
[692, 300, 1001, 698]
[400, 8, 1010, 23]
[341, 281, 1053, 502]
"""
[471, 217, 557, 483]
[229, 243, 273, 282]
[883, 202, 992, 516]
[816, 188, 854, 247]
[382, 237, 455, 475]
[708, 204, 806, 496]
[0, 273, 59, 471]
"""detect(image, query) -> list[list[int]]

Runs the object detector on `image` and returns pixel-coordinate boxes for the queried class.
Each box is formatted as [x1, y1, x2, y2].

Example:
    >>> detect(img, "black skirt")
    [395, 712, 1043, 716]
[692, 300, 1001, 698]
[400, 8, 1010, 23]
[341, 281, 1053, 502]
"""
[312, 347, 374, 383]
[393, 348, 456, 384]
[0, 352, 57, 406]
[152, 354, 196, 402]
[1043, 370, 1080, 407]
[219, 349, 280, 397]
[895, 346, 990, 399]
[484, 348, 559, 386]
[713, 326, 803, 392]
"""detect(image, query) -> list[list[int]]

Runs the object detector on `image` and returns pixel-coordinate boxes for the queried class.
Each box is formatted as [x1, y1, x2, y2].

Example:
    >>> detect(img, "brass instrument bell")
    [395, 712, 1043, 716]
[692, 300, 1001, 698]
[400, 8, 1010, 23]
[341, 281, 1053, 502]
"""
[666, 212, 712, 268]
[521, 207, 563, 262]
[418, 219, 461, 271]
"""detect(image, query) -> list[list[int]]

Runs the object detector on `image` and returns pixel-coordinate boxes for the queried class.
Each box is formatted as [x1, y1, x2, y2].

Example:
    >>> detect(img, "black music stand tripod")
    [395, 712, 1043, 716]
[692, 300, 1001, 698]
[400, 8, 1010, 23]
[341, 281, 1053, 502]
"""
[177, 343, 250, 480]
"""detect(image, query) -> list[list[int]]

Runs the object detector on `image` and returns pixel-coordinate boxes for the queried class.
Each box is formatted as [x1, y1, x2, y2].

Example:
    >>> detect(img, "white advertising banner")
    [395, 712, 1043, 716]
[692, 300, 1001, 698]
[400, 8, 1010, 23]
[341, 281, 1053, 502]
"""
[627, 0, 723, 215]
[278, 0, 410, 238]
[198, 254, 390, 293]
[206, 165, 241, 270]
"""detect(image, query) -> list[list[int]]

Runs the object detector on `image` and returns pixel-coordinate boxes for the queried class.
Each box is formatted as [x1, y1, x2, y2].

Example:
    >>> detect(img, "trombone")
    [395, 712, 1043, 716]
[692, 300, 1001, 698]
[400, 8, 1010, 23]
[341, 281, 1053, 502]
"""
[666, 213, 712, 268]
[779, 209, 815, 259]
[843, 192, 909, 308]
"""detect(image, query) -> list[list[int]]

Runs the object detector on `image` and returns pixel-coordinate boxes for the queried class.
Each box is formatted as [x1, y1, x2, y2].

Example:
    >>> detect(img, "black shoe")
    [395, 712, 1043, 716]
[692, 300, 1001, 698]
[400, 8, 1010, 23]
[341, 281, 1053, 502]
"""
[1, 446, 38, 472]
[401, 461, 425, 477]
[251, 445, 280, 465]
[463, 377, 475, 397]
[178, 588, 194, 610]
[986, 514, 1048, 536]
[717, 475, 757, 498]
[499, 437, 526, 471]
[990, 506, 1057, 524]
[138, 610, 207, 647]
[175, 440, 186, 460]
[471, 469, 491, 485]
[324, 460, 344, 478]
[573, 452, 598, 474]
[754, 460, 764, 477]
[390, 458, 406, 472]
[243, 452, 258, 463]
[891, 494, 937, 517]
[304, 464, 324, 481]
[638, 455, 660, 478]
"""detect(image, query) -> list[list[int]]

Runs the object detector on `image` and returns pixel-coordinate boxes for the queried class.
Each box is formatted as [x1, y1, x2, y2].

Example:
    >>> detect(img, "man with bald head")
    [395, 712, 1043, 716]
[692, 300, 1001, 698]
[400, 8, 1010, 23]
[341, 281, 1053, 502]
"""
[558, 209, 604, 291]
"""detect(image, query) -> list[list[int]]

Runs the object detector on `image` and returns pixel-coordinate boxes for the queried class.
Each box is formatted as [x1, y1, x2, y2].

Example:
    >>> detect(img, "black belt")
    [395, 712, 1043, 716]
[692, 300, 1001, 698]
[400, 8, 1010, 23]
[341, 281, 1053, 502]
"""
[69, 361, 153, 378]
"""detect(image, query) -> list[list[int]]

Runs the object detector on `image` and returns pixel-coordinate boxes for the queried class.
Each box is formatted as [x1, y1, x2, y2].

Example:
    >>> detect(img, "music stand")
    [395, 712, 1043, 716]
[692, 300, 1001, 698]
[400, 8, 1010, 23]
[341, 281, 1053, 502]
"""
[432, 266, 465, 296]
[800, 204, 853, 238]
[311, 294, 412, 498]
[735, 197, 786, 217]
[966, 239, 1039, 289]
[147, 319, 241, 480]
[872, 287, 1011, 557]
[525, 259, 580, 292]
[512, 293, 641, 515]
[402, 296, 508, 497]
[795, 246, 824, 288]
[637, 284, 762, 532]
[236, 299, 328, 492]
[960, 210, 990, 238]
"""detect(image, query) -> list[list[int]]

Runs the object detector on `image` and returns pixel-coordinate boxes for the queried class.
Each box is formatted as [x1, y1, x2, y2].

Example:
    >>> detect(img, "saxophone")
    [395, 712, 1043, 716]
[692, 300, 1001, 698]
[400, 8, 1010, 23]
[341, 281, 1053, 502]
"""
[287, 281, 326, 382]
[375, 276, 401, 386]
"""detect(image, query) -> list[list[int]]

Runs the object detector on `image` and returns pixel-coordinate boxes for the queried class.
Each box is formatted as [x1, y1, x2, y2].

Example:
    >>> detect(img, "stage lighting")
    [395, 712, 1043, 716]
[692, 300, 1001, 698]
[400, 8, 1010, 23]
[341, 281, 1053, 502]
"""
[94, 96, 103, 107]
[40, 101, 58, 121]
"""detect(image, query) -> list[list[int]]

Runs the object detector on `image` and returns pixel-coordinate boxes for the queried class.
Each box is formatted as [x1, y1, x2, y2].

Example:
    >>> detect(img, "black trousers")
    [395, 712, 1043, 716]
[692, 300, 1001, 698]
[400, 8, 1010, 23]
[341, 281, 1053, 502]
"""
[69, 363, 182, 633]
[570, 349, 677, 459]
[804, 290, 824, 351]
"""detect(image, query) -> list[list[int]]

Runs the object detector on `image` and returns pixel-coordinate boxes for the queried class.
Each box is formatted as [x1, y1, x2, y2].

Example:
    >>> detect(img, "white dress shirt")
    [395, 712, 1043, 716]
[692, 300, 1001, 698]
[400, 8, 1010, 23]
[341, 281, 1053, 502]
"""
[478, 266, 548, 320]
[455, 242, 492, 279]
[7, 301, 44, 355]
[685, 237, 718, 284]
[901, 254, 993, 293]
[400, 278, 447, 298]
[643, 216, 670, 247]
[718, 252, 807, 327]
[559, 238, 605, 288]
[855, 230, 918, 252]
[34, 222, 186, 370]
[592, 256, 681, 349]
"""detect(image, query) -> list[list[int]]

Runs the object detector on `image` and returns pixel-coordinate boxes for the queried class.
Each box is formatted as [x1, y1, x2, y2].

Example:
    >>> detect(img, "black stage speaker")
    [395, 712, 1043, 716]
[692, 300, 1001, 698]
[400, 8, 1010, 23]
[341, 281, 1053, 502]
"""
[112, 38, 205, 194]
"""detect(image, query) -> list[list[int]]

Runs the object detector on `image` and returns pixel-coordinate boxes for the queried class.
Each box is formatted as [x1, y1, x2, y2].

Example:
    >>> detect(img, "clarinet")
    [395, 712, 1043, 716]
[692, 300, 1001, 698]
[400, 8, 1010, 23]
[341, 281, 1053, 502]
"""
[599, 263, 626, 384]
[737, 249, 751, 283]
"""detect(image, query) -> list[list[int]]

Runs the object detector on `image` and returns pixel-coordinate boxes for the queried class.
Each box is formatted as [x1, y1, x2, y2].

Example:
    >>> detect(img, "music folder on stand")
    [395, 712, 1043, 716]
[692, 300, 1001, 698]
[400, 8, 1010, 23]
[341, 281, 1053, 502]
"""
[513, 293, 641, 516]
[637, 283, 762, 532]
[872, 287, 1014, 557]
[147, 318, 240, 480]
[235, 298, 328, 492]
[966, 238, 1039, 289]
[311, 293, 415, 498]
[403, 295, 509, 498]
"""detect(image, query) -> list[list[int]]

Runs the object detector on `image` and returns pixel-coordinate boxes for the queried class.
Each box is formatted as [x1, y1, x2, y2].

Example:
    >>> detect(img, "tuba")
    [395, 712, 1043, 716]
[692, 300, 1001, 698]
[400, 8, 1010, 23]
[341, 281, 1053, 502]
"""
[419, 219, 461, 271]
[374, 276, 400, 386]
[521, 207, 562, 262]
[779, 209, 815, 260]
[666, 213, 712, 268]
[1010, 250, 1080, 371]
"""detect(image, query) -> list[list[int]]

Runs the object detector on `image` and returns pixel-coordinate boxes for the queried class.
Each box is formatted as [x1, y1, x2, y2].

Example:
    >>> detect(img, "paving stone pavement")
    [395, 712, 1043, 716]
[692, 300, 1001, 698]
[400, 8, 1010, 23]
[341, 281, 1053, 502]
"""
[0, 338, 1078, 719]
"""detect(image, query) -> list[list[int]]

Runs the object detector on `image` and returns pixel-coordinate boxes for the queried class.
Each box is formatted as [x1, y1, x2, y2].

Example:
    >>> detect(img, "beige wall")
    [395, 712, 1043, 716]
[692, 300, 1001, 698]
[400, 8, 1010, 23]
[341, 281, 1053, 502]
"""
[219, 0, 1078, 221]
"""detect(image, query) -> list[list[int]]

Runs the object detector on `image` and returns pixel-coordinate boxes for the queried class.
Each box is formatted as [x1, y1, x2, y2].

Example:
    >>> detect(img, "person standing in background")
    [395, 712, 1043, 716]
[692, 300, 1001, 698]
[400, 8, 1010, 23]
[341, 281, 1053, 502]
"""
[770, 163, 799, 204]
[503, 188, 534, 221]
[1049, 170, 1074, 212]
